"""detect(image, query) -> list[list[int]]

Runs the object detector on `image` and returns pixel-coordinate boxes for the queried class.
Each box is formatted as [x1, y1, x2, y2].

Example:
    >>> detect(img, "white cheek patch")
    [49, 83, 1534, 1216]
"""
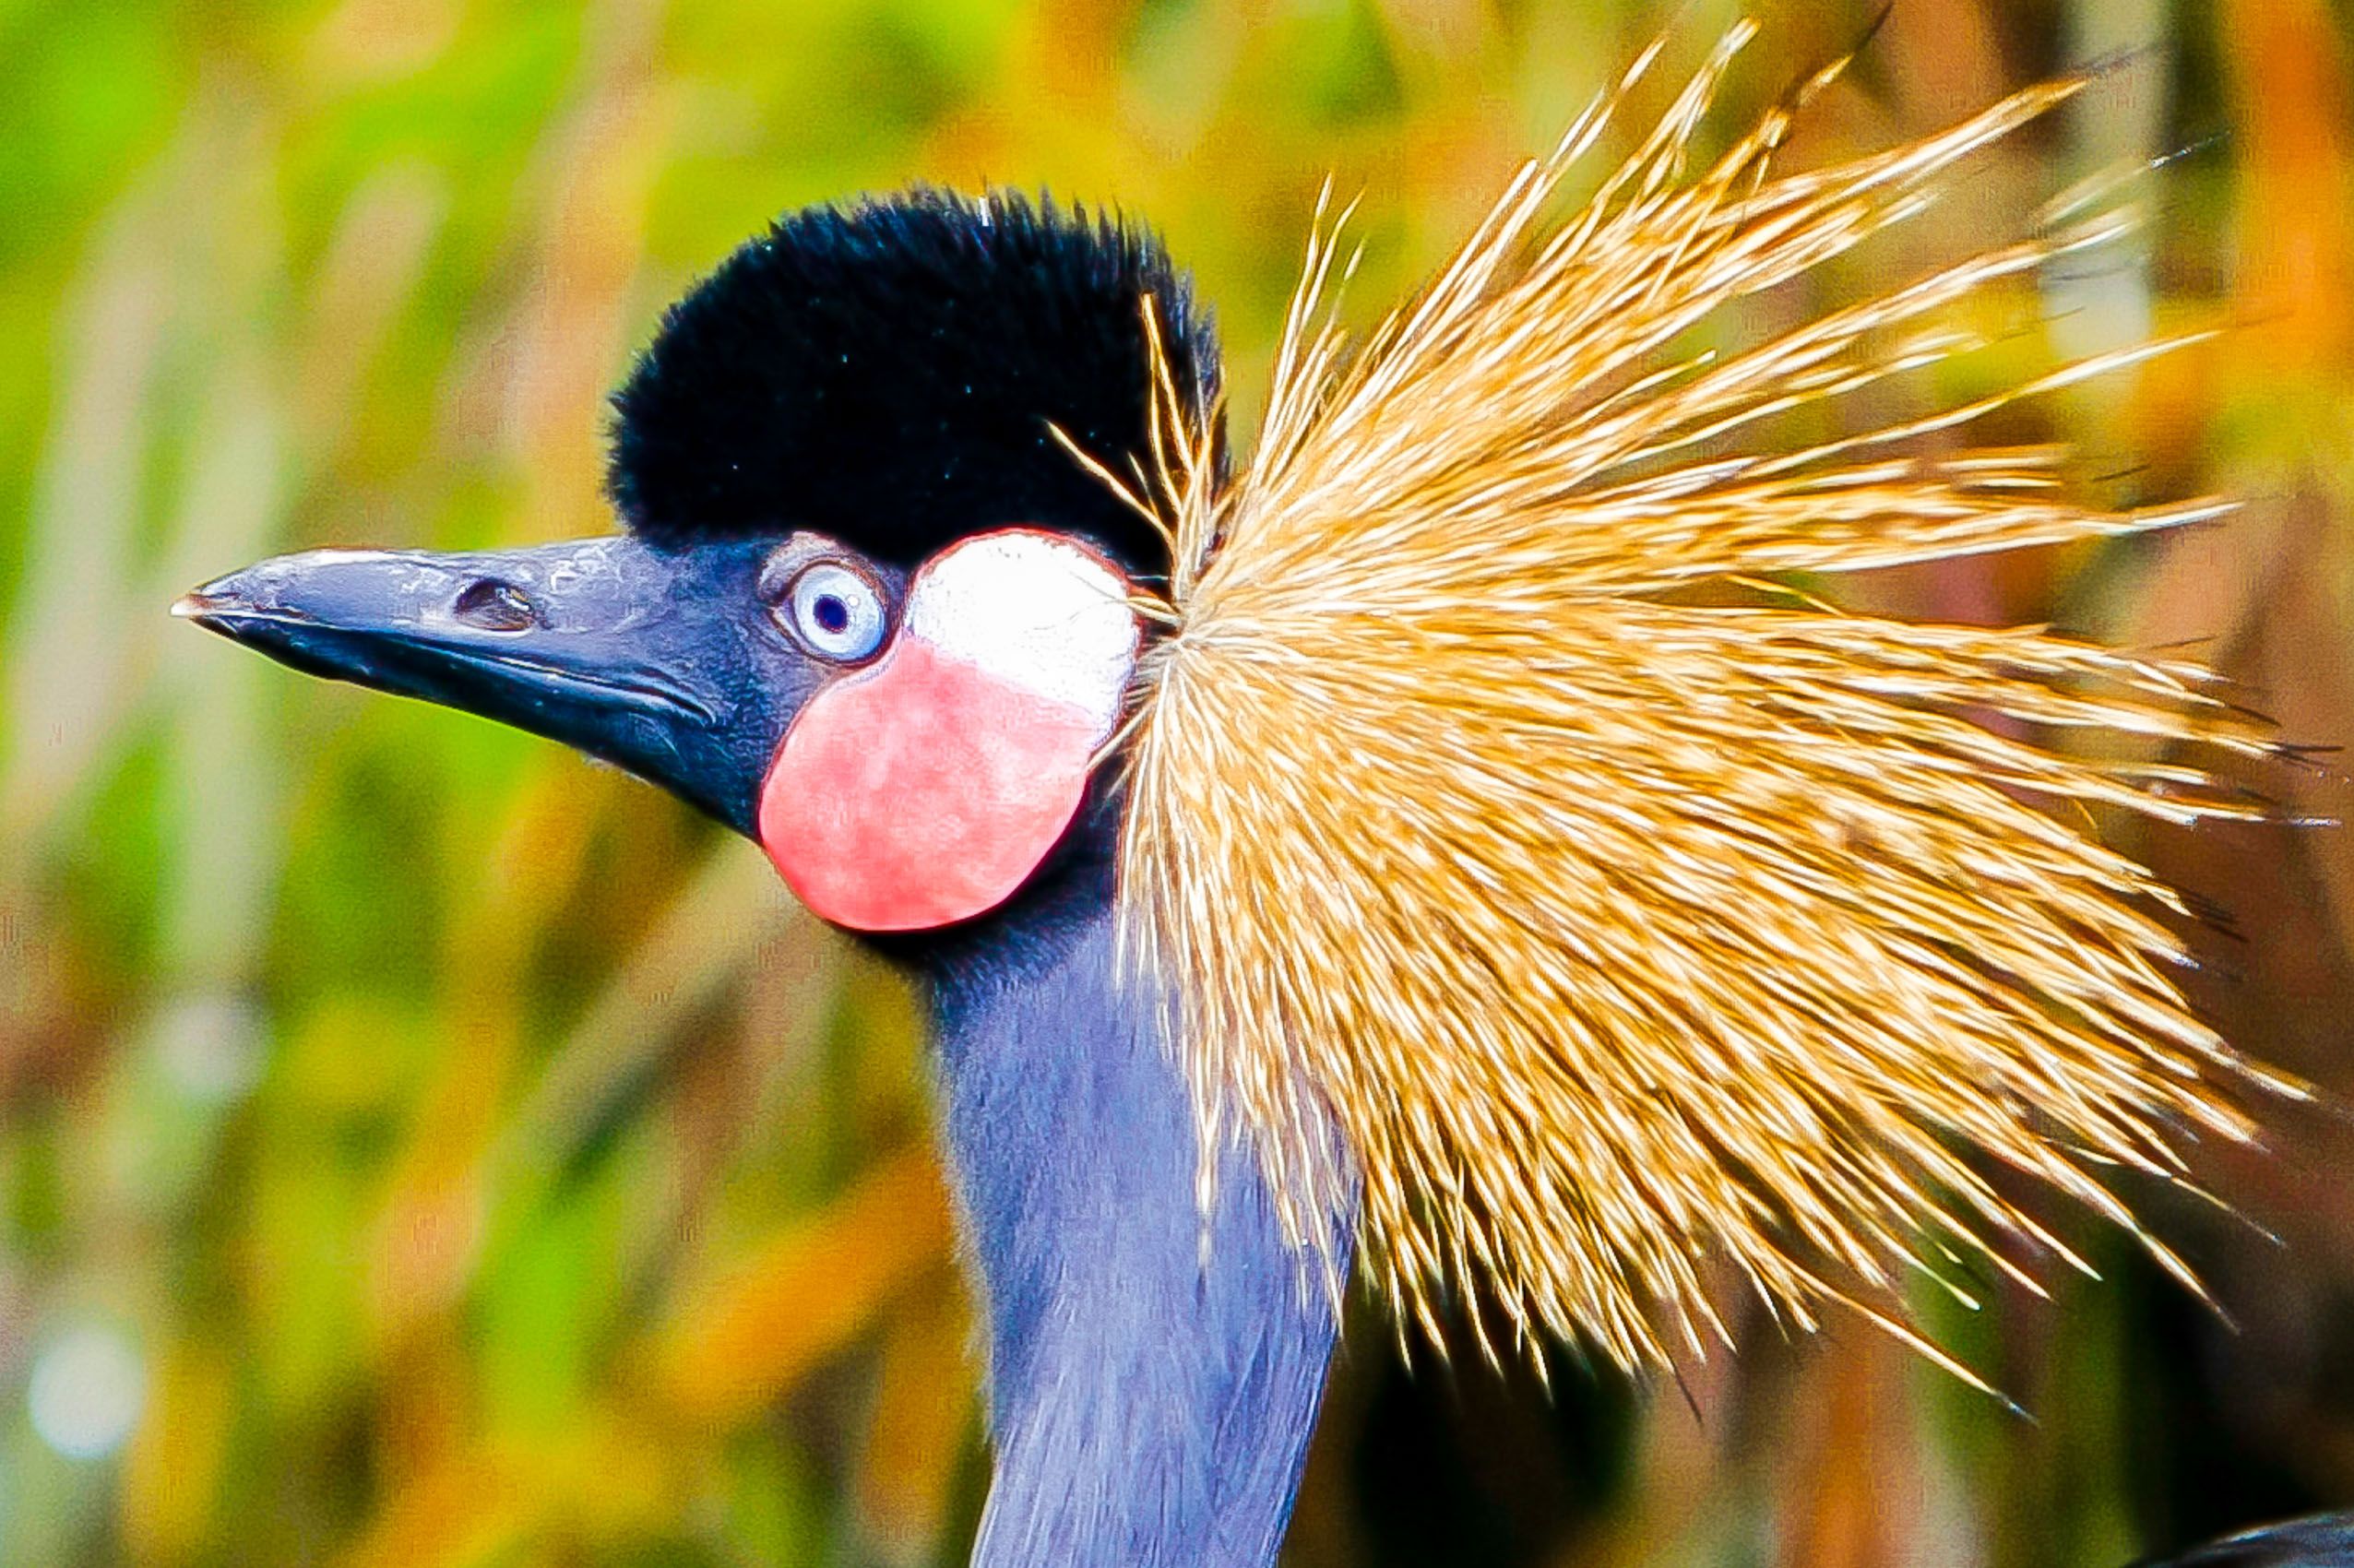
[899, 529, 1138, 732]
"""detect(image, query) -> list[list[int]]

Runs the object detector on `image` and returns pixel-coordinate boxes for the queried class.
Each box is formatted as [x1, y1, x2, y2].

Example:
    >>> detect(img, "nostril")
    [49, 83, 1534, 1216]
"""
[453, 577, 539, 632]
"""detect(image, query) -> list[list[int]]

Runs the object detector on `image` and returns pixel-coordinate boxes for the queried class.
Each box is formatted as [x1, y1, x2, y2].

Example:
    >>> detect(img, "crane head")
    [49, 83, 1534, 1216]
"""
[177, 192, 1212, 934]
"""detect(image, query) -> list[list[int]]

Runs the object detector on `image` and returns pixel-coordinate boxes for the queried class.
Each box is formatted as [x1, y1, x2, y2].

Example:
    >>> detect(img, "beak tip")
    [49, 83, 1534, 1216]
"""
[171, 588, 241, 630]
[174, 573, 260, 627]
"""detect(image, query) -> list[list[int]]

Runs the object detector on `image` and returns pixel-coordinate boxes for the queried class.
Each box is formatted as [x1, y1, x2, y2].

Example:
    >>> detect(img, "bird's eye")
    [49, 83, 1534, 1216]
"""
[781, 563, 886, 662]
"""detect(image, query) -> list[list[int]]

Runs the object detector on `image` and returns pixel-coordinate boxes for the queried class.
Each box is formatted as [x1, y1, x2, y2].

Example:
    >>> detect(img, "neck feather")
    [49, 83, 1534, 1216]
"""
[921, 899, 1345, 1568]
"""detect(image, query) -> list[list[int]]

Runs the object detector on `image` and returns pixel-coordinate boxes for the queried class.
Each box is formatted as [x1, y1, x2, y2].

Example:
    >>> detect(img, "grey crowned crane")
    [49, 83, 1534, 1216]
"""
[178, 27, 2353, 1568]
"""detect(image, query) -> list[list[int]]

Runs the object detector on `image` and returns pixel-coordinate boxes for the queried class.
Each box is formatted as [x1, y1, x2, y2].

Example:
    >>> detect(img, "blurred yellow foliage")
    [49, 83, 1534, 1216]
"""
[647, 1144, 954, 1425]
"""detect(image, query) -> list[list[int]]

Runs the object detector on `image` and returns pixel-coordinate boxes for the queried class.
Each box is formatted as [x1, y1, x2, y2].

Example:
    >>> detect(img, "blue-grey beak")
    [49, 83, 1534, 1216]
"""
[176, 534, 812, 835]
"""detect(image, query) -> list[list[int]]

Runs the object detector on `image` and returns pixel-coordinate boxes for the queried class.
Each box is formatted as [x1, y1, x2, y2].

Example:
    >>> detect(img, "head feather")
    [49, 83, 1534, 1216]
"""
[1116, 22, 2297, 1381]
[608, 188, 1215, 574]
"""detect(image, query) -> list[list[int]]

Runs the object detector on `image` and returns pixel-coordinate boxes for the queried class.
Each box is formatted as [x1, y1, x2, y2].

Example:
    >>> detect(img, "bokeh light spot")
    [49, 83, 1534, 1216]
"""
[153, 992, 265, 1106]
[28, 1324, 145, 1461]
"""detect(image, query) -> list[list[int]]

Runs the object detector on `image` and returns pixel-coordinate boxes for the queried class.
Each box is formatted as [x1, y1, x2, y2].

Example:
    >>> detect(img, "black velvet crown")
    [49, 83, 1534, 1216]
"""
[607, 189, 1219, 579]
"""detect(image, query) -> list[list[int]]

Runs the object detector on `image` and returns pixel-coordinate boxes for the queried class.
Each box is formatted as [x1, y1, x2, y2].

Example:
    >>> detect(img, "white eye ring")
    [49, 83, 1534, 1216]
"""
[783, 563, 887, 662]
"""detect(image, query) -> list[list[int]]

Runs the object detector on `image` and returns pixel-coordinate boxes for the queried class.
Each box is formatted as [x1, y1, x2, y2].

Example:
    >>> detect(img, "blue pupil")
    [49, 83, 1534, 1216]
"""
[812, 595, 850, 636]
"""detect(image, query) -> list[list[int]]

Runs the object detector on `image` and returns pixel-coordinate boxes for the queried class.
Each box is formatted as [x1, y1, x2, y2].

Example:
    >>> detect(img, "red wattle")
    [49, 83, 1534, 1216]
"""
[758, 637, 1108, 932]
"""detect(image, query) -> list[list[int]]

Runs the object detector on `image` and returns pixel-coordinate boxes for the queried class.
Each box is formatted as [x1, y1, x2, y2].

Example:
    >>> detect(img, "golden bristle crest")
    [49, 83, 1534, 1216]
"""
[1112, 22, 2298, 1381]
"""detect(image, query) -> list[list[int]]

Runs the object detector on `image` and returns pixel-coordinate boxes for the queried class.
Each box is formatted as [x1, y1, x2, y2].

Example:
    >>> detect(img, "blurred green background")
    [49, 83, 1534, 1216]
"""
[6, 0, 2354, 1564]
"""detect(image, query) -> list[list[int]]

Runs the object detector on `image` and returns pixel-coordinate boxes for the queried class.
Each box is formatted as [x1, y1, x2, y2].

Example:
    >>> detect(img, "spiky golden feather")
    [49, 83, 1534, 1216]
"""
[1103, 23, 2300, 1382]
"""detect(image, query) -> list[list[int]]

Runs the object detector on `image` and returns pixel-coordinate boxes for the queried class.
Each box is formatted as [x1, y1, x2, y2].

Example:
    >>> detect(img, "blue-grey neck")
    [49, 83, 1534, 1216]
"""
[921, 897, 1346, 1567]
